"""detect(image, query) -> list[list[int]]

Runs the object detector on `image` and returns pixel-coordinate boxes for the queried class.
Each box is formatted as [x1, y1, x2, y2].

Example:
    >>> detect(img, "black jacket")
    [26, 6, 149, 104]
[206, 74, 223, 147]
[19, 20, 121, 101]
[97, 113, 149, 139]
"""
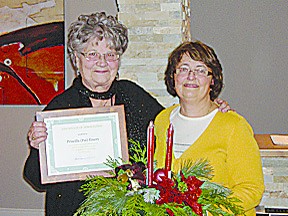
[23, 77, 164, 215]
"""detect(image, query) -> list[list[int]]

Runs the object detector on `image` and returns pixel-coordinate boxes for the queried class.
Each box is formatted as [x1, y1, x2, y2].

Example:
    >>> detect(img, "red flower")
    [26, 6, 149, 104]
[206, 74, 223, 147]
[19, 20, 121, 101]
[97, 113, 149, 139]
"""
[180, 172, 203, 215]
[152, 170, 204, 215]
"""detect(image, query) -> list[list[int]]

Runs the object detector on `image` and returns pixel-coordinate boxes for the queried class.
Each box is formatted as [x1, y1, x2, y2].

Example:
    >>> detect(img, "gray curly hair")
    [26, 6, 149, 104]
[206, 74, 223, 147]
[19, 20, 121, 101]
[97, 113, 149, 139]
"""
[67, 12, 128, 69]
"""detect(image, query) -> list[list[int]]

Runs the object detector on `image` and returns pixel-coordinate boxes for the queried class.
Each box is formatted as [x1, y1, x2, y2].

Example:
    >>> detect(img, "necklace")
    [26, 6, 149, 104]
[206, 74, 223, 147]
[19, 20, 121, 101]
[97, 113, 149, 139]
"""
[75, 76, 117, 100]
[90, 96, 114, 107]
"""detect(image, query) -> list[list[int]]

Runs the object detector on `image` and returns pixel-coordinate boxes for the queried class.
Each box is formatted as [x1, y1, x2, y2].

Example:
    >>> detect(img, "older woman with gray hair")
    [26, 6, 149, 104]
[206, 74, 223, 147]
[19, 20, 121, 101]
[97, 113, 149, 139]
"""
[24, 13, 230, 215]
[23, 12, 164, 216]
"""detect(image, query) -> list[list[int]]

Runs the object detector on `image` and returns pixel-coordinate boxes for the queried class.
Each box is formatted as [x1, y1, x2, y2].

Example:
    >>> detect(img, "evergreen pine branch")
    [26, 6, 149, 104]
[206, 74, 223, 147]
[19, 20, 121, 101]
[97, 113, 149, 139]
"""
[180, 159, 214, 180]
[199, 182, 244, 216]
[165, 203, 197, 216]
[122, 193, 167, 216]
[128, 139, 147, 164]
[104, 155, 123, 169]
[75, 176, 128, 215]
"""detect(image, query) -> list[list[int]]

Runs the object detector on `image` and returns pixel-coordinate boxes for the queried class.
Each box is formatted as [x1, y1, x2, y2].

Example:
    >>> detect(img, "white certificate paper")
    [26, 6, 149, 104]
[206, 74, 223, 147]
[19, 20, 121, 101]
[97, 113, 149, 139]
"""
[36, 106, 128, 184]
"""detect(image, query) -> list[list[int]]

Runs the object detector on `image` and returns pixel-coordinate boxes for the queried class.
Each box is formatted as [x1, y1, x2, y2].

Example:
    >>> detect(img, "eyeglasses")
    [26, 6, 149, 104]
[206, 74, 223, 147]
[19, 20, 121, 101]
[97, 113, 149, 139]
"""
[80, 50, 120, 62]
[175, 65, 213, 77]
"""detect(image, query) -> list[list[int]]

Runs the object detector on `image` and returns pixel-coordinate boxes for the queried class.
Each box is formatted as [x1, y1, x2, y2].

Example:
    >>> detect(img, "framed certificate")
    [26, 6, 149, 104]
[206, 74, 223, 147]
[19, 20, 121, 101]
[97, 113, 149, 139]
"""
[36, 105, 128, 184]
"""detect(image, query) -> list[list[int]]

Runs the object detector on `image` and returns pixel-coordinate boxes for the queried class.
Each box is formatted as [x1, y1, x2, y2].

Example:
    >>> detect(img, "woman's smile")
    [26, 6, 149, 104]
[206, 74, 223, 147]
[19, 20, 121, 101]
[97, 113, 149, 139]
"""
[183, 82, 199, 88]
[93, 68, 109, 74]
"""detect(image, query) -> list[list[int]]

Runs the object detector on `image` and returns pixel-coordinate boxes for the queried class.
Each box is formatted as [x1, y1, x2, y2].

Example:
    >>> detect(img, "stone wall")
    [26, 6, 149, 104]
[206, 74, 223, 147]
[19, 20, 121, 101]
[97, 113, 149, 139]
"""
[117, 0, 191, 107]
[260, 156, 288, 208]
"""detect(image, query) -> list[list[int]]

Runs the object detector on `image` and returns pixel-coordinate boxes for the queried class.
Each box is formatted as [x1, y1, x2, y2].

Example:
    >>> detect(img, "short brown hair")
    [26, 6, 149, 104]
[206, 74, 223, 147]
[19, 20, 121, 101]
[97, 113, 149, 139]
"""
[164, 41, 223, 101]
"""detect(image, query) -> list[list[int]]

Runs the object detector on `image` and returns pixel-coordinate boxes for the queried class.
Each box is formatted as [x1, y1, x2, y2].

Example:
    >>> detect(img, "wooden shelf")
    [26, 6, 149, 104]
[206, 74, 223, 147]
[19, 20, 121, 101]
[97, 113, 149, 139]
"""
[255, 134, 288, 157]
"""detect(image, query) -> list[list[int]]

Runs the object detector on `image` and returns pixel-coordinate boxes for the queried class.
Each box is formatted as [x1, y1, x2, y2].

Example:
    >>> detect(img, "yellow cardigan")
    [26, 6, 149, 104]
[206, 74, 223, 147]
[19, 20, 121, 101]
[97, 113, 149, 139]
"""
[154, 104, 264, 216]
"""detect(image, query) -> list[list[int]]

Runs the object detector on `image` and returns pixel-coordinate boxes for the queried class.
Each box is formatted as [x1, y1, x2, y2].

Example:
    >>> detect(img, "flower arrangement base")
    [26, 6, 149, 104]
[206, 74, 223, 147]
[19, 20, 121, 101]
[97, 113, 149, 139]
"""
[74, 140, 244, 216]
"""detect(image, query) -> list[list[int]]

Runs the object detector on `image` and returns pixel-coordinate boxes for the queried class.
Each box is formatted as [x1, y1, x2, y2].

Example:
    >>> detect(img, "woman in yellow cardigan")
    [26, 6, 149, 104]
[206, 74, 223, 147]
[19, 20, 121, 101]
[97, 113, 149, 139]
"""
[154, 41, 264, 216]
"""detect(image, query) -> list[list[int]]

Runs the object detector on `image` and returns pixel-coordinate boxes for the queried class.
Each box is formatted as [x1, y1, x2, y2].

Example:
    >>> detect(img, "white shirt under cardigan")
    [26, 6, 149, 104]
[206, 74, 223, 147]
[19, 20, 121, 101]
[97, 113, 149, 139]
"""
[170, 106, 218, 159]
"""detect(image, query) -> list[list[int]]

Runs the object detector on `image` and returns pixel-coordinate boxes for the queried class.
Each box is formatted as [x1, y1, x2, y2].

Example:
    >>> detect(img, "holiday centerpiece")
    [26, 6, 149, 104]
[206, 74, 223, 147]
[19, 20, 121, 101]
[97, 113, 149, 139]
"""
[74, 122, 244, 216]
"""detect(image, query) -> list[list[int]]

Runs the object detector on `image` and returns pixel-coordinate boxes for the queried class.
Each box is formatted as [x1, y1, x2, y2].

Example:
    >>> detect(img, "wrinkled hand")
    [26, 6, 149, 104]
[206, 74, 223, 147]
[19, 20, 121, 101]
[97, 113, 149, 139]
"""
[214, 98, 233, 113]
[27, 121, 48, 149]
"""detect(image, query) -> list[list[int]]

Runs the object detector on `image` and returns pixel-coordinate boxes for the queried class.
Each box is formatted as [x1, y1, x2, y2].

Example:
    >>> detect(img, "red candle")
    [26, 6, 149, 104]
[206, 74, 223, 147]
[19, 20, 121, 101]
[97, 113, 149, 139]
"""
[165, 123, 174, 177]
[147, 121, 154, 187]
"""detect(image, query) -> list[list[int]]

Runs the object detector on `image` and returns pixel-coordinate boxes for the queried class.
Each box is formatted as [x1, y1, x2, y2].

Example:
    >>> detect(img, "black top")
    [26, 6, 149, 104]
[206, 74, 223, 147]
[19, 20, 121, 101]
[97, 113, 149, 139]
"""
[23, 76, 164, 216]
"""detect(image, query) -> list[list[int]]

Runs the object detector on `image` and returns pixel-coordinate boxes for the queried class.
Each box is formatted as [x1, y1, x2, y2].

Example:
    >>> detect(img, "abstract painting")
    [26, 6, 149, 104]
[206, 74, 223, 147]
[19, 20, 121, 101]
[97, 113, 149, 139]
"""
[0, 0, 64, 105]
